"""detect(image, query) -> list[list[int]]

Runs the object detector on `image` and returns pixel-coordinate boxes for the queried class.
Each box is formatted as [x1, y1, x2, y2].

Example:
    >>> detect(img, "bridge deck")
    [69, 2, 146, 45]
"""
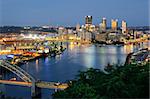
[0, 80, 32, 87]
[0, 80, 68, 89]
[36, 81, 68, 89]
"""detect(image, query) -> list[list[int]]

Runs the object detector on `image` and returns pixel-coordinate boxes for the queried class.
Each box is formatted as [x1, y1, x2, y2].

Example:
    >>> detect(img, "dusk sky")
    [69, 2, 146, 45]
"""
[0, 0, 149, 26]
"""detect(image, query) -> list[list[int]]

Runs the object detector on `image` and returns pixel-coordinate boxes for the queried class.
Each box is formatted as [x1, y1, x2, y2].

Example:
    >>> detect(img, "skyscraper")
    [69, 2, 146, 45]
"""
[101, 17, 107, 31]
[85, 16, 94, 32]
[85, 16, 92, 25]
[111, 19, 118, 31]
[76, 23, 80, 32]
[121, 20, 127, 34]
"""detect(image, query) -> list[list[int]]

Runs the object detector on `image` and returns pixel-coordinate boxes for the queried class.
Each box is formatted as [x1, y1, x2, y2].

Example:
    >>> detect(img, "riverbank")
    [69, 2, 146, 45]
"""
[93, 39, 149, 45]
[125, 48, 149, 65]
[0, 46, 66, 65]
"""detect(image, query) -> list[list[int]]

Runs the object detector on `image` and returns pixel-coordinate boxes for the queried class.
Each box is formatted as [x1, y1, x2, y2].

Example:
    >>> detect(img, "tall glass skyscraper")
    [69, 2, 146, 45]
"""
[85, 16, 92, 25]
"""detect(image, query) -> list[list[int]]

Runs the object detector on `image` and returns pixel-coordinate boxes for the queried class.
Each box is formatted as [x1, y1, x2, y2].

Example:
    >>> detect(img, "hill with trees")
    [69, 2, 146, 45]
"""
[53, 63, 149, 98]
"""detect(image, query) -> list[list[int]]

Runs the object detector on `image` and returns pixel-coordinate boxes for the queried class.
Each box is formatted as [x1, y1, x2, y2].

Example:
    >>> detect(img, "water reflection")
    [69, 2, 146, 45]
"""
[124, 45, 133, 54]
[82, 45, 96, 68]
[35, 59, 39, 72]
[44, 57, 49, 64]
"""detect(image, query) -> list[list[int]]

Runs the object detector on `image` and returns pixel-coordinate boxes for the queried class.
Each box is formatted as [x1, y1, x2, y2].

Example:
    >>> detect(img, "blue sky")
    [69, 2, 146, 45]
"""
[0, 0, 149, 26]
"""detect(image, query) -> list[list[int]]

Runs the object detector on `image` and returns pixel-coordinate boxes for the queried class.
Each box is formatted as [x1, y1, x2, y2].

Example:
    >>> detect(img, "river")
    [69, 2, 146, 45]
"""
[0, 42, 149, 99]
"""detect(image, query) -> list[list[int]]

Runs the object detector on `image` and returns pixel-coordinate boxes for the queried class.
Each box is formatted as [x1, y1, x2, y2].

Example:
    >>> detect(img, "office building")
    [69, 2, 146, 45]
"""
[85, 16, 92, 25]
[84, 16, 95, 32]
[101, 17, 107, 31]
[111, 19, 118, 31]
[76, 23, 80, 32]
[121, 20, 127, 34]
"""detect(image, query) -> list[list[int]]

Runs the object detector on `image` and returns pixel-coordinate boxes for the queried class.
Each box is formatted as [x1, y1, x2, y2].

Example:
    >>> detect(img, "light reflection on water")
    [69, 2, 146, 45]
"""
[35, 59, 39, 72]
[1, 42, 149, 99]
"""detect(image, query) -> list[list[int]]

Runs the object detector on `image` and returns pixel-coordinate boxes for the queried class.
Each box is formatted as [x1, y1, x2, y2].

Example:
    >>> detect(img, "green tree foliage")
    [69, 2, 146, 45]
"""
[53, 63, 149, 99]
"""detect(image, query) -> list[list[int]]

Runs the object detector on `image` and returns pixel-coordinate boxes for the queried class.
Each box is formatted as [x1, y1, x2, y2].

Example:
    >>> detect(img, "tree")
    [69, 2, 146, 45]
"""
[53, 63, 149, 98]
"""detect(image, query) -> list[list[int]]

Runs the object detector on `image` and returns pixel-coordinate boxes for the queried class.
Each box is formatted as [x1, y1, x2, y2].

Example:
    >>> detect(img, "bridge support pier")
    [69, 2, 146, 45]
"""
[31, 83, 41, 98]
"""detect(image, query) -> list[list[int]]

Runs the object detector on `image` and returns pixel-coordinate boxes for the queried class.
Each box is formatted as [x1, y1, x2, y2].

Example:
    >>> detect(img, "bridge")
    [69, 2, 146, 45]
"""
[0, 60, 68, 98]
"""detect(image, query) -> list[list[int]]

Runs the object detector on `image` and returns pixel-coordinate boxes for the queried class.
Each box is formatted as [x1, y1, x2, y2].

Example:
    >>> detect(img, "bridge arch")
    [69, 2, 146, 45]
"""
[0, 60, 36, 82]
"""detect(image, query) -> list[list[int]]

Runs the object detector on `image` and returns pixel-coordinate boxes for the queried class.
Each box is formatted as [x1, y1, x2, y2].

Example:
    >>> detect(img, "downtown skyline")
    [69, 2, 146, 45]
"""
[0, 0, 149, 26]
